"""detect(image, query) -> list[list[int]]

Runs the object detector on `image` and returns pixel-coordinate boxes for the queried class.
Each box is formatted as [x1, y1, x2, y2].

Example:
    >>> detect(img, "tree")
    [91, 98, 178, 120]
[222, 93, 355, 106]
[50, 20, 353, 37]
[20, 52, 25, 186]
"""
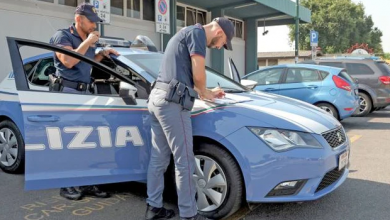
[289, 0, 383, 54]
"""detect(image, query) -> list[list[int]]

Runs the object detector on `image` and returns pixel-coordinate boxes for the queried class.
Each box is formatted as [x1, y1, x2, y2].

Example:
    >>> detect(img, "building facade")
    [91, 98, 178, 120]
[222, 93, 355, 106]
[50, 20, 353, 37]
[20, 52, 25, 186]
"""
[0, 0, 311, 79]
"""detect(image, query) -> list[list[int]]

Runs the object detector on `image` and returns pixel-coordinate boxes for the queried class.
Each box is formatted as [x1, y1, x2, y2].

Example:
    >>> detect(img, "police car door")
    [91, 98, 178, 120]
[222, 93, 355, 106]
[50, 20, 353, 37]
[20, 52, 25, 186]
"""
[7, 37, 150, 190]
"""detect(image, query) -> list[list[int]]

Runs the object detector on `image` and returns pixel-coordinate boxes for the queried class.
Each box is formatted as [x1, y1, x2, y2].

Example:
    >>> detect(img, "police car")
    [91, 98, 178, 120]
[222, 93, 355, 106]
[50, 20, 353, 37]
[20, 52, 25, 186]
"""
[0, 36, 350, 219]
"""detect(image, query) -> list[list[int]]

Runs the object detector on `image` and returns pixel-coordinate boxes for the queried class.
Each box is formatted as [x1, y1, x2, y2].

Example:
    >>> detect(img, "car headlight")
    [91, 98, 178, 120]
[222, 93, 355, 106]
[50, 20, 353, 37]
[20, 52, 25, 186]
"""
[248, 127, 322, 151]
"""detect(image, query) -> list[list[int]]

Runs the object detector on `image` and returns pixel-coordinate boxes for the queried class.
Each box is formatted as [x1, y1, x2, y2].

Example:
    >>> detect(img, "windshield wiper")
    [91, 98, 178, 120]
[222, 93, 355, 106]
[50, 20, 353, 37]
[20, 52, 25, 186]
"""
[209, 86, 245, 93]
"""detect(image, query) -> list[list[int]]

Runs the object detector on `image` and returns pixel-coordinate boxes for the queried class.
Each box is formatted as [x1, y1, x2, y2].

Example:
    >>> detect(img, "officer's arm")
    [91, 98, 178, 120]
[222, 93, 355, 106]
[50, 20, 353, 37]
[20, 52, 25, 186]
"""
[55, 31, 99, 69]
[55, 41, 92, 69]
[191, 55, 207, 96]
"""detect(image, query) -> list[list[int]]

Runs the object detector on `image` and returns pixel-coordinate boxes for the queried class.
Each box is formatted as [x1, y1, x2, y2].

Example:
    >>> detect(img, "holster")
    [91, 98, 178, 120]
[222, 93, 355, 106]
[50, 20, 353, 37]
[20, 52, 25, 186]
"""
[153, 79, 198, 110]
[48, 74, 63, 92]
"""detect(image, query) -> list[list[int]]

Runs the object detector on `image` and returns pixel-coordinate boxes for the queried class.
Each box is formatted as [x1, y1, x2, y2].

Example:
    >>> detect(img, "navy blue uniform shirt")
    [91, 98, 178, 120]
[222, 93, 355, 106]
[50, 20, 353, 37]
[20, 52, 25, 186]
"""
[157, 24, 206, 88]
[49, 24, 95, 84]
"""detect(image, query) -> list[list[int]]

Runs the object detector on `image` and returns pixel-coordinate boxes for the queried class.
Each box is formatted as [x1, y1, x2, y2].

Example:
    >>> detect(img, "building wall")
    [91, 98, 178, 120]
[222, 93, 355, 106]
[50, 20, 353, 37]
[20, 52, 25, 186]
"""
[224, 38, 245, 77]
[0, 0, 247, 82]
[0, 0, 159, 80]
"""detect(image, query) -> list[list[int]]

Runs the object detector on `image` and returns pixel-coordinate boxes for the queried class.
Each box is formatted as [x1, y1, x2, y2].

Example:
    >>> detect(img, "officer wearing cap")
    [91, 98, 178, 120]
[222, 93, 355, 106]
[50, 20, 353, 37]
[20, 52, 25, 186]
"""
[49, 2, 118, 200]
[145, 17, 234, 220]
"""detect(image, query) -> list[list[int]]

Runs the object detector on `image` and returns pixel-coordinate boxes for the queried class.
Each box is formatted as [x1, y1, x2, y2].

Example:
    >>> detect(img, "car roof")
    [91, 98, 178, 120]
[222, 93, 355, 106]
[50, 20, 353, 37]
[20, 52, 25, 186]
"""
[23, 47, 160, 63]
[252, 64, 343, 74]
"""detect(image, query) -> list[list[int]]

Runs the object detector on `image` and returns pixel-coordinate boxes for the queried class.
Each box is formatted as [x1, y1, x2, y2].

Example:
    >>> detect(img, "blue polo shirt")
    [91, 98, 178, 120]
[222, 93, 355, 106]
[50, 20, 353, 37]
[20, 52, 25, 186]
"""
[157, 24, 206, 88]
[49, 24, 95, 83]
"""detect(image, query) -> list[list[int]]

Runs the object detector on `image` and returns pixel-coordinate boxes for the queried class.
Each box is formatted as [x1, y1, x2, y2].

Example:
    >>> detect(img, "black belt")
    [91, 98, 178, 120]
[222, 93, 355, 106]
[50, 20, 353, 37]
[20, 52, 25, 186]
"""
[61, 78, 91, 91]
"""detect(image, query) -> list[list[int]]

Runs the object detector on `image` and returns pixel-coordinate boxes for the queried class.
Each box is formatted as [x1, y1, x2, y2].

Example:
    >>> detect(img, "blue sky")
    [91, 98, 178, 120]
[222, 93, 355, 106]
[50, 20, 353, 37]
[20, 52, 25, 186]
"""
[257, 0, 389, 53]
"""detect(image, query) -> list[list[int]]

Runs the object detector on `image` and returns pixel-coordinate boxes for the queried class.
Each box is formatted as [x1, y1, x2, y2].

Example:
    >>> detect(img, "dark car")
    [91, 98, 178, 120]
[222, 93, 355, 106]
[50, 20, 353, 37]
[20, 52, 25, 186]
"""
[301, 57, 390, 116]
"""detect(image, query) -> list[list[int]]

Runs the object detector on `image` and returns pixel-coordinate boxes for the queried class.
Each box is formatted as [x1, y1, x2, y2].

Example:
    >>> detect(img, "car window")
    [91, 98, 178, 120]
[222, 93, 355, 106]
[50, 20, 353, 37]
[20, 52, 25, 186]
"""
[245, 68, 284, 85]
[320, 71, 329, 79]
[319, 62, 344, 68]
[125, 54, 247, 92]
[29, 58, 54, 86]
[286, 68, 320, 83]
[375, 62, 390, 76]
[346, 63, 375, 75]
[24, 61, 38, 76]
[338, 71, 355, 83]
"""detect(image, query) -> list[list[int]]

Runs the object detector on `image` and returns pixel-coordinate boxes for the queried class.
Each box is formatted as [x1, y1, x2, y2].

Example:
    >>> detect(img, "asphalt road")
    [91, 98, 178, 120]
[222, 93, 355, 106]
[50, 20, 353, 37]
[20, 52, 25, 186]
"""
[1, 107, 389, 220]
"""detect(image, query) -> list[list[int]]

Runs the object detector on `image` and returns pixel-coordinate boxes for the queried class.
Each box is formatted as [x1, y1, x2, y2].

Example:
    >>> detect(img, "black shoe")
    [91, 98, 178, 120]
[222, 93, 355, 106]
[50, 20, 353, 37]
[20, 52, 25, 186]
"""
[181, 214, 210, 220]
[145, 204, 175, 220]
[60, 187, 82, 200]
[79, 185, 110, 198]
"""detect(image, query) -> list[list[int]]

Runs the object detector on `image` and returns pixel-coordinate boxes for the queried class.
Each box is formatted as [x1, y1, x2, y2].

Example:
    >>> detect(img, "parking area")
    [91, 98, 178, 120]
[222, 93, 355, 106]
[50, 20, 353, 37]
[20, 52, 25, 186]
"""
[1, 107, 390, 220]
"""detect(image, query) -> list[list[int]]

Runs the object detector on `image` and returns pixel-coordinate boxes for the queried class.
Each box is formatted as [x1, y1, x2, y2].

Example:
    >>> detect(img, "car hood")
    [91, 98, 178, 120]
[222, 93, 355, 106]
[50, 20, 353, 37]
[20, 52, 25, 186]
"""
[199, 90, 341, 134]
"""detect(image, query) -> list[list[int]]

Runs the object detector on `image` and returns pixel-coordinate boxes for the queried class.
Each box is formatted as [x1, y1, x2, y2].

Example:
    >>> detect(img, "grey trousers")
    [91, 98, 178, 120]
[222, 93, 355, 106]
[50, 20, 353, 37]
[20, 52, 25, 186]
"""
[146, 88, 197, 218]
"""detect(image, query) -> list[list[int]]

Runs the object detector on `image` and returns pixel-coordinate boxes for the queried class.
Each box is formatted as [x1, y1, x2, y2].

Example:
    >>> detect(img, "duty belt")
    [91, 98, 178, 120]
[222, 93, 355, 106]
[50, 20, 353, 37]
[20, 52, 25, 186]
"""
[61, 78, 91, 91]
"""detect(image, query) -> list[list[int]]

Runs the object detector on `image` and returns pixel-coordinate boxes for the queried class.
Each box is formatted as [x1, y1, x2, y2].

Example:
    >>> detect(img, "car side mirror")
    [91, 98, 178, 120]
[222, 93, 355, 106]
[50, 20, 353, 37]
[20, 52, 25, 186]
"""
[240, 79, 257, 90]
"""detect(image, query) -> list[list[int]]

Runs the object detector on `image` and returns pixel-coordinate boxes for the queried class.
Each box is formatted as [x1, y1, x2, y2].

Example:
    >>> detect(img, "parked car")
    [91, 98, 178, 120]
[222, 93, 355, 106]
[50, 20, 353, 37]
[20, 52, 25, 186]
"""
[0, 37, 350, 219]
[301, 57, 390, 116]
[242, 64, 359, 120]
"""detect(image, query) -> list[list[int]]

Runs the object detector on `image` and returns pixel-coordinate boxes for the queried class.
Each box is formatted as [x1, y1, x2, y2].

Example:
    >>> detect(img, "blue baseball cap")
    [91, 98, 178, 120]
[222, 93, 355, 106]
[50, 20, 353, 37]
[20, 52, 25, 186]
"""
[213, 17, 234, 50]
[75, 3, 103, 23]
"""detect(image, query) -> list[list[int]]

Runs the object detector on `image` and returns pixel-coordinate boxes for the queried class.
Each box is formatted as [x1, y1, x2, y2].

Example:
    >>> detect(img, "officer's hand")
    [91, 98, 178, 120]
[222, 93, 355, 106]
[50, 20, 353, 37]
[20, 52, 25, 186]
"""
[100, 47, 120, 57]
[211, 87, 225, 98]
[86, 31, 100, 46]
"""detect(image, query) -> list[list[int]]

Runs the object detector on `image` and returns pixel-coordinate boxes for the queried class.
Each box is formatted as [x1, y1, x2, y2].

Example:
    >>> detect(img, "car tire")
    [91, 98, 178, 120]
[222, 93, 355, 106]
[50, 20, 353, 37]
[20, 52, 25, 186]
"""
[315, 103, 339, 119]
[194, 143, 244, 220]
[354, 93, 372, 117]
[0, 120, 25, 173]
[164, 143, 244, 219]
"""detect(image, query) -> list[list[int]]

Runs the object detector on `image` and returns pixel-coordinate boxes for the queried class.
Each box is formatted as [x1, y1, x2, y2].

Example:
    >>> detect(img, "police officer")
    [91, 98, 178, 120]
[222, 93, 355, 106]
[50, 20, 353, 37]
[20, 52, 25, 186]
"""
[49, 3, 118, 200]
[145, 18, 234, 220]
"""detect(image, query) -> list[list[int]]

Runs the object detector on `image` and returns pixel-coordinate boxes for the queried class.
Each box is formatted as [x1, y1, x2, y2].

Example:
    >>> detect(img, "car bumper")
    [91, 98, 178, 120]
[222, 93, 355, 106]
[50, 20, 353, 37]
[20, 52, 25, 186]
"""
[333, 92, 359, 120]
[223, 127, 350, 203]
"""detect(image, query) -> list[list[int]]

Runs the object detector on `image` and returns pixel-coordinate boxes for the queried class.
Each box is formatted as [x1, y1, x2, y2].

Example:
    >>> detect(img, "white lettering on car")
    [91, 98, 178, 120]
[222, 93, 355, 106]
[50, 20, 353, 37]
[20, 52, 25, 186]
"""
[35, 126, 145, 151]
[116, 126, 144, 147]
[64, 127, 96, 149]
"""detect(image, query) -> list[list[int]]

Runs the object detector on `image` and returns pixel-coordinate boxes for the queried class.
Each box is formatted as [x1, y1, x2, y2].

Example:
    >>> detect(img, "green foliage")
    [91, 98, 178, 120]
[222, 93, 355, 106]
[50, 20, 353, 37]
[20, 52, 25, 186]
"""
[289, 0, 383, 54]
[383, 53, 390, 60]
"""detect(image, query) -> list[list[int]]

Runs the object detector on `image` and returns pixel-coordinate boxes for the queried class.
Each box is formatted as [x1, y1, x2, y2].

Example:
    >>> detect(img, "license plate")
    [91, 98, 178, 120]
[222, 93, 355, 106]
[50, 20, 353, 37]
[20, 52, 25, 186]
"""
[338, 150, 349, 171]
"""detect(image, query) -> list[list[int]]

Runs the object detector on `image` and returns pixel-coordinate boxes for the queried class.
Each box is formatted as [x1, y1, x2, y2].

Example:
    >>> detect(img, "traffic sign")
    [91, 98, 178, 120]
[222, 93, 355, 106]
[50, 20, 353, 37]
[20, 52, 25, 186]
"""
[93, 0, 111, 24]
[155, 0, 170, 34]
[310, 30, 318, 46]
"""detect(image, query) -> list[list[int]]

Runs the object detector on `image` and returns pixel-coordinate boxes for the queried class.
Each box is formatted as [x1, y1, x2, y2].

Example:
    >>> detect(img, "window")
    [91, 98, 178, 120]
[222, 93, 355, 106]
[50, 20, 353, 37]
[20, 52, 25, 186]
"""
[286, 69, 320, 83]
[246, 68, 284, 85]
[376, 62, 390, 75]
[267, 59, 278, 66]
[319, 62, 344, 68]
[176, 4, 207, 29]
[127, 0, 141, 19]
[346, 63, 375, 75]
[186, 7, 206, 26]
[143, 0, 155, 21]
[58, 0, 77, 7]
[228, 18, 244, 39]
[29, 58, 54, 86]
[338, 71, 355, 84]
[177, 5, 185, 28]
[320, 71, 329, 79]
[112, 0, 124, 16]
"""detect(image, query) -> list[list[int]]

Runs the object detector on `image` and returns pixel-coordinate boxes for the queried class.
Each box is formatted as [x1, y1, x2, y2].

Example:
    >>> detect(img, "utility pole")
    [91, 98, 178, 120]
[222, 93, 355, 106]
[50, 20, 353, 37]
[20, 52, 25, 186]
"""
[295, 0, 299, 63]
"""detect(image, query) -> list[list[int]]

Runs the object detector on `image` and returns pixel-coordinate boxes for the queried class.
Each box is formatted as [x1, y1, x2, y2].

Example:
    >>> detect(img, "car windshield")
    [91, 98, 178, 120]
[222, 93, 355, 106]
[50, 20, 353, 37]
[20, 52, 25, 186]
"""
[124, 54, 247, 92]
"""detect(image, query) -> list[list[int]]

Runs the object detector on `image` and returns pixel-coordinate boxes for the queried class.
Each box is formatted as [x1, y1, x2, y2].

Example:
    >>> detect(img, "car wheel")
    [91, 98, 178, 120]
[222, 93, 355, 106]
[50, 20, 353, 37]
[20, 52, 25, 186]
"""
[354, 93, 372, 117]
[315, 103, 339, 119]
[194, 143, 244, 219]
[0, 120, 25, 173]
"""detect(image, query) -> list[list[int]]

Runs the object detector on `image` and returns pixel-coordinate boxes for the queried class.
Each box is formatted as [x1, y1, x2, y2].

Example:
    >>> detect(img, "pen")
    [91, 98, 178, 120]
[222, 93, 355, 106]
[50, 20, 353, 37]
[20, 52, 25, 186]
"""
[218, 82, 221, 88]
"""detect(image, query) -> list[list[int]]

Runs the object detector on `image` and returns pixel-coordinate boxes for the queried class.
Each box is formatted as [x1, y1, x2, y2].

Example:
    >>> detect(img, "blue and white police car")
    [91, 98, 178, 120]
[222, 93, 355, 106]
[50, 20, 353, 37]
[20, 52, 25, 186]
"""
[0, 37, 350, 219]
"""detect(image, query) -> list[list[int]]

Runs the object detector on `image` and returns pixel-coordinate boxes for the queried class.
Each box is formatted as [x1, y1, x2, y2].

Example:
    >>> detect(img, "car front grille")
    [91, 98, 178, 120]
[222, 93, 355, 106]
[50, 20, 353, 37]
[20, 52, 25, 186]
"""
[321, 127, 347, 148]
[315, 167, 345, 193]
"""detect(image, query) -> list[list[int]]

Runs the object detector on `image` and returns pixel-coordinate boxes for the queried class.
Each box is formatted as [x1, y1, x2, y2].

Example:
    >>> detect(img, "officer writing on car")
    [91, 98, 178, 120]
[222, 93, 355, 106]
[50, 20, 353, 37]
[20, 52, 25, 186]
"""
[145, 18, 234, 220]
[49, 3, 118, 200]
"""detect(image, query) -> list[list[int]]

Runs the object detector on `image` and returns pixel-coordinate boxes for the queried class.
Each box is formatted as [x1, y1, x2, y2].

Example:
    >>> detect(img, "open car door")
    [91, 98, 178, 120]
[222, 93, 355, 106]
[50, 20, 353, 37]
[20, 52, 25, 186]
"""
[7, 37, 152, 190]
